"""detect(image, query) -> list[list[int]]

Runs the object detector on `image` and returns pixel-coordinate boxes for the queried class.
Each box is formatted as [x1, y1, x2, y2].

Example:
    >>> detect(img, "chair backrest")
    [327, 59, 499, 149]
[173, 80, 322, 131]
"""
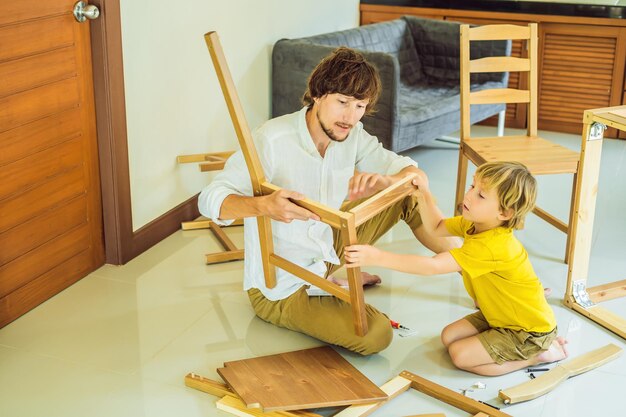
[460, 23, 538, 140]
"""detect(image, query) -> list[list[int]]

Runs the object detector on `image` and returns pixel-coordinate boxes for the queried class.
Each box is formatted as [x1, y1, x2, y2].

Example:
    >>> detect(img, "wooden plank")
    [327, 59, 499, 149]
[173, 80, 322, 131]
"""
[176, 151, 235, 164]
[349, 174, 416, 227]
[269, 254, 350, 302]
[216, 395, 321, 417]
[588, 279, 626, 303]
[342, 216, 368, 337]
[469, 56, 530, 73]
[217, 346, 387, 412]
[499, 344, 622, 404]
[332, 375, 412, 417]
[261, 182, 347, 229]
[532, 206, 568, 233]
[469, 88, 530, 105]
[206, 250, 244, 265]
[400, 371, 512, 417]
[469, 24, 530, 41]
[570, 304, 626, 339]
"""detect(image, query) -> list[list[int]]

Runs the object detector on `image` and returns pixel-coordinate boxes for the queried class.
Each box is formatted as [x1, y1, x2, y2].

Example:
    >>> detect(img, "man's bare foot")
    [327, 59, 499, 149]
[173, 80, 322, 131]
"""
[534, 337, 569, 364]
[328, 272, 381, 287]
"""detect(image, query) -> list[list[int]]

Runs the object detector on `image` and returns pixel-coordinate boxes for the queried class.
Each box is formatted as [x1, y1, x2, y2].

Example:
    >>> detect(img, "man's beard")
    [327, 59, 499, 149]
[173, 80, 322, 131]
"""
[317, 110, 352, 142]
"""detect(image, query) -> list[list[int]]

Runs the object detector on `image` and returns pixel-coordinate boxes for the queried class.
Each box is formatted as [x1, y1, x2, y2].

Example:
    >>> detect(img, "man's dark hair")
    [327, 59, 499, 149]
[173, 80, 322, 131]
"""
[302, 47, 381, 115]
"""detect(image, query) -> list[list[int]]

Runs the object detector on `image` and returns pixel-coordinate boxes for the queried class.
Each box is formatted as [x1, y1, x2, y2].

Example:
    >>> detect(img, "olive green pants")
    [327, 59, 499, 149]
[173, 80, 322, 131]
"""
[247, 194, 422, 355]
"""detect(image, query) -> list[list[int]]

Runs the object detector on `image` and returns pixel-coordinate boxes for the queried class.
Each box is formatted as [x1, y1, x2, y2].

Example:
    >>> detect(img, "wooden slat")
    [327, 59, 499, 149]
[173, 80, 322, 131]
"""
[571, 305, 626, 339]
[216, 395, 321, 417]
[261, 182, 348, 229]
[269, 254, 350, 302]
[342, 216, 368, 337]
[0, 107, 81, 167]
[0, 196, 87, 266]
[469, 24, 530, 41]
[0, 0, 74, 26]
[0, 136, 83, 200]
[0, 224, 90, 300]
[0, 47, 76, 98]
[208, 221, 239, 252]
[333, 375, 412, 417]
[469, 56, 530, 73]
[0, 77, 79, 133]
[181, 218, 243, 230]
[499, 344, 622, 404]
[469, 88, 530, 104]
[0, 244, 93, 328]
[0, 14, 74, 62]
[400, 371, 512, 417]
[588, 279, 626, 303]
[0, 166, 84, 233]
[184, 373, 234, 397]
[176, 151, 235, 164]
[205, 250, 244, 265]
[532, 206, 568, 233]
[350, 174, 416, 226]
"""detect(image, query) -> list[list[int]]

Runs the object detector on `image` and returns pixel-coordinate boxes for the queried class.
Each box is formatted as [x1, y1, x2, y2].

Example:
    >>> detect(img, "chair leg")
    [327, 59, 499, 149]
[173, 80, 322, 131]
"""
[455, 149, 469, 216]
[497, 109, 506, 137]
[565, 173, 578, 264]
[342, 217, 368, 337]
[257, 217, 277, 289]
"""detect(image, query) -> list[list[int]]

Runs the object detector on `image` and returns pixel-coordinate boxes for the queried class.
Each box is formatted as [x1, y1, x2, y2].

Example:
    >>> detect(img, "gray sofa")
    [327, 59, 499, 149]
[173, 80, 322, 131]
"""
[272, 16, 511, 152]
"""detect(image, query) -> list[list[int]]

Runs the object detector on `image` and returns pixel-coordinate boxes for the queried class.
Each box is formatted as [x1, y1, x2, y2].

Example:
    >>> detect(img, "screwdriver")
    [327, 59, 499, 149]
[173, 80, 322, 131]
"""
[390, 320, 410, 330]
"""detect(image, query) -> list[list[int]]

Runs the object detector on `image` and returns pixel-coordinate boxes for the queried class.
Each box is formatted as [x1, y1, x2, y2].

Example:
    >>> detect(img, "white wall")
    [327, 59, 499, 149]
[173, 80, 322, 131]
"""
[119, 0, 360, 230]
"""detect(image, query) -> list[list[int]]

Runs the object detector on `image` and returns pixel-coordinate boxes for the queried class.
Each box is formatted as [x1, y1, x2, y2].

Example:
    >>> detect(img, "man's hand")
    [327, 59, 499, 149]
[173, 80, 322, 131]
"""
[261, 189, 320, 223]
[347, 172, 392, 201]
[344, 244, 381, 268]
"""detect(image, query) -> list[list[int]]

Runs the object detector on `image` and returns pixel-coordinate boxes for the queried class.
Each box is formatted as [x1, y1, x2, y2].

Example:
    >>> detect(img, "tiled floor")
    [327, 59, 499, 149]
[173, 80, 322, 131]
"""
[1, 127, 625, 417]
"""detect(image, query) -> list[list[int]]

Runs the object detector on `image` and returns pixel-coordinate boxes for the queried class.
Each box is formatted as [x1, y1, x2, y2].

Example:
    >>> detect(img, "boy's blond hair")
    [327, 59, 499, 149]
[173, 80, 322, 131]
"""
[475, 161, 537, 230]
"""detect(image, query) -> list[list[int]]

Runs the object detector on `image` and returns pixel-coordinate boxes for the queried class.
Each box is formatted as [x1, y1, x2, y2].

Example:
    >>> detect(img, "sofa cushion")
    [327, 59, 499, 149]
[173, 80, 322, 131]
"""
[302, 19, 422, 85]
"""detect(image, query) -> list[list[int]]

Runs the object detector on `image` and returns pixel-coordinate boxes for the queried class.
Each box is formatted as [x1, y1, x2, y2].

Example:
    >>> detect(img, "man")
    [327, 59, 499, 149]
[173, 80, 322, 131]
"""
[199, 47, 457, 355]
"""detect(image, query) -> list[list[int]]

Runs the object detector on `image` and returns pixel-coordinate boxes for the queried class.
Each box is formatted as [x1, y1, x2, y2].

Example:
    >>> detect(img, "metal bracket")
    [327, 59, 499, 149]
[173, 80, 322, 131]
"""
[589, 122, 606, 141]
[572, 280, 595, 308]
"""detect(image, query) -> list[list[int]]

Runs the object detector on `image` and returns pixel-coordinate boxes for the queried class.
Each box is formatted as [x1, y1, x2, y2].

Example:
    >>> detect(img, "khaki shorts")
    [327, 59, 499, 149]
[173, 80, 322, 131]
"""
[465, 310, 557, 365]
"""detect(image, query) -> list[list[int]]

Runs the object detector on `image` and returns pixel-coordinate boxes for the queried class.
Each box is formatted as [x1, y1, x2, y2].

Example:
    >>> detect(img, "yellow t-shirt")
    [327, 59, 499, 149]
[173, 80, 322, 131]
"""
[445, 216, 555, 333]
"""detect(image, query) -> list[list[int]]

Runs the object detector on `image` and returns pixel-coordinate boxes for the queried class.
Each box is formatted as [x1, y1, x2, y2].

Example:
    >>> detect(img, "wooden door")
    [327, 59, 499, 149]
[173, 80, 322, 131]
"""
[0, 0, 105, 327]
[538, 23, 626, 137]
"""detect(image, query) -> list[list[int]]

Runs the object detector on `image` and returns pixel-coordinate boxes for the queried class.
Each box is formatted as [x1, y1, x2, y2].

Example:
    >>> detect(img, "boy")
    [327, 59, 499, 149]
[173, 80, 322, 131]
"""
[345, 161, 568, 375]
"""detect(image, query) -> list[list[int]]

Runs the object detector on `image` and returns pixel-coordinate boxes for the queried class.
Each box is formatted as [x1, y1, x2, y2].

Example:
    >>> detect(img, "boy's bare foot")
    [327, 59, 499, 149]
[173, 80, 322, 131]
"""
[328, 272, 381, 287]
[544, 287, 552, 297]
[535, 337, 569, 364]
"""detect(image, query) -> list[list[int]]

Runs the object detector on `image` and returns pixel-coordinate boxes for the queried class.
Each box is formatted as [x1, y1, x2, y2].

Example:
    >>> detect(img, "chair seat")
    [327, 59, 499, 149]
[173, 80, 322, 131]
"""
[462, 135, 580, 175]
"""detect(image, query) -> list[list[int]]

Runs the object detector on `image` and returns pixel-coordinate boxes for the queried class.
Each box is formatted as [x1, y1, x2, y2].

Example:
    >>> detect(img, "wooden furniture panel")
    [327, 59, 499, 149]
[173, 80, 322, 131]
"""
[0, 14, 74, 61]
[0, 225, 90, 300]
[0, 136, 83, 200]
[0, 108, 81, 167]
[0, 196, 87, 266]
[361, 9, 442, 24]
[539, 23, 626, 137]
[0, 47, 77, 97]
[216, 346, 387, 412]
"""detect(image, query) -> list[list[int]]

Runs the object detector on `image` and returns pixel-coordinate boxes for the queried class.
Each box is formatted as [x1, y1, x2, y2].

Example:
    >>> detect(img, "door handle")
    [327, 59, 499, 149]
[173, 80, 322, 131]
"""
[73, 1, 100, 22]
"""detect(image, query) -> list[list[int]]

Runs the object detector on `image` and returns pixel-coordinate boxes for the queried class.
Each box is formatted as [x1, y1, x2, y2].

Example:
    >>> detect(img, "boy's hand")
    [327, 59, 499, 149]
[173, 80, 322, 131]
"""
[345, 244, 381, 268]
[411, 170, 430, 194]
[347, 172, 392, 201]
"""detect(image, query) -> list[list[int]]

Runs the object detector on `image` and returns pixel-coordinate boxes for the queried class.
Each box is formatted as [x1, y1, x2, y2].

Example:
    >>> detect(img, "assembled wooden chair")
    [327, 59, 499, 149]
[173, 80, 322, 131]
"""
[205, 31, 417, 336]
[456, 23, 581, 263]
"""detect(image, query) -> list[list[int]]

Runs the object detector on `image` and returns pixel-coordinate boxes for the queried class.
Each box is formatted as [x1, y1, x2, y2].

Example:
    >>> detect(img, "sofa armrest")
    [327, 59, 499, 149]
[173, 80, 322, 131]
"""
[403, 16, 511, 86]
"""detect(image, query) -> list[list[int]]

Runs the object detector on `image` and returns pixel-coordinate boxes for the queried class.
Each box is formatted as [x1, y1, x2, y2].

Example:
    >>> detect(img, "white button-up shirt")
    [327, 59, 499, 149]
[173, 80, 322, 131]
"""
[198, 107, 417, 300]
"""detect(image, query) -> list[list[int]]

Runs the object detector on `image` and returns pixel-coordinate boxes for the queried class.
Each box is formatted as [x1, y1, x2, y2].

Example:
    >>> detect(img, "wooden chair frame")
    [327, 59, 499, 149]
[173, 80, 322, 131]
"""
[178, 151, 244, 264]
[563, 105, 626, 339]
[185, 370, 513, 417]
[456, 23, 581, 263]
[205, 31, 417, 336]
